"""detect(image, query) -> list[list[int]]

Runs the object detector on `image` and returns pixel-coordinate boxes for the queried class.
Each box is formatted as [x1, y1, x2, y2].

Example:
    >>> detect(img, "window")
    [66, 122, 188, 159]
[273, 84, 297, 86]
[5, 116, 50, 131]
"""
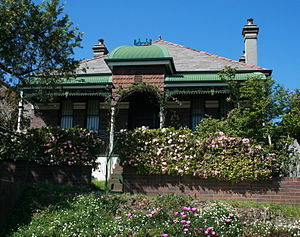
[191, 97, 204, 130]
[204, 99, 219, 118]
[87, 99, 100, 130]
[61, 100, 73, 128]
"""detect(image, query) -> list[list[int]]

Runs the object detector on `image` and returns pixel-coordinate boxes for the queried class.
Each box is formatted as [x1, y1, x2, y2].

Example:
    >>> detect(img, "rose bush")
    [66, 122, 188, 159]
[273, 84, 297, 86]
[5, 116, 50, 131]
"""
[0, 127, 103, 168]
[118, 126, 283, 183]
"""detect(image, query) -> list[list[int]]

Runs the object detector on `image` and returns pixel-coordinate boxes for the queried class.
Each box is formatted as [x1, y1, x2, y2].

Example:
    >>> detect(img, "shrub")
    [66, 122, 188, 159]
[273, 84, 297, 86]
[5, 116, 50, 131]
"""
[0, 127, 103, 168]
[118, 127, 283, 183]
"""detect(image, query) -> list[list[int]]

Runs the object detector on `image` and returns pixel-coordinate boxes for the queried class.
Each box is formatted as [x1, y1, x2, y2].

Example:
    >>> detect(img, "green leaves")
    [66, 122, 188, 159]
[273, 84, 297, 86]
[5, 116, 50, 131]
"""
[0, 0, 82, 84]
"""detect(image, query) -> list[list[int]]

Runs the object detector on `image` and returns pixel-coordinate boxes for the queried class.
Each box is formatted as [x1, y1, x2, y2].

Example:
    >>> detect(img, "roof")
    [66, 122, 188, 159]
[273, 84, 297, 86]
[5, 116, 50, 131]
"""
[153, 40, 270, 72]
[165, 72, 266, 82]
[76, 39, 271, 75]
[108, 45, 170, 59]
[27, 74, 112, 85]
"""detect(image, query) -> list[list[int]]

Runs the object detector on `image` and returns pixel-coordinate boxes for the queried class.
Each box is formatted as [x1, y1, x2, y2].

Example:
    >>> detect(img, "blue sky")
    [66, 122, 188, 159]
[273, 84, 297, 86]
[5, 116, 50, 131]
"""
[63, 0, 299, 90]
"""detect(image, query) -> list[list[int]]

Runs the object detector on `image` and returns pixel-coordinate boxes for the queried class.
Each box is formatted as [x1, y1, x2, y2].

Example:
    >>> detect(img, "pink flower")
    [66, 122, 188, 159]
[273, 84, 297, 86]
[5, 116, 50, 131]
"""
[225, 219, 231, 223]
[242, 138, 250, 143]
[193, 213, 199, 217]
[115, 216, 122, 220]
[241, 221, 247, 225]
[182, 206, 191, 211]
[207, 227, 213, 231]
[174, 211, 179, 215]
[183, 228, 189, 232]
[229, 213, 234, 218]
[181, 220, 186, 223]
[173, 219, 178, 223]
[204, 230, 209, 234]
[146, 213, 153, 217]
[194, 228, 198, 231]
[126, 213, 132, 217]
[161, 234, 169, 237]
[211, 231, 216, 236]
[191, 207, 197, 211]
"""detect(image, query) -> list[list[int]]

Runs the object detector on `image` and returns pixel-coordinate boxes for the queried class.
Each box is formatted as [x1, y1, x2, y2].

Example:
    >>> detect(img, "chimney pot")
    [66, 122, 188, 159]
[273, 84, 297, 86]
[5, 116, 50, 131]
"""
[247, 18, 254, 25]
[99, 38, 104, 44]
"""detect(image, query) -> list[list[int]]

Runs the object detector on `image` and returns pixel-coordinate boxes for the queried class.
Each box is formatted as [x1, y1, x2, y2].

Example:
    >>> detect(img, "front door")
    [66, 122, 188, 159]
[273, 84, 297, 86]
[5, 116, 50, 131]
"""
[128, 92, 159, 129]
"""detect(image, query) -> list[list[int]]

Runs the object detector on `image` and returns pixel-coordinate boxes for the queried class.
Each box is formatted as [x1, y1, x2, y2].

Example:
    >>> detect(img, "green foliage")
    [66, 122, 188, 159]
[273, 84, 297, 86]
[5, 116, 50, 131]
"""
[218, 67, 298, 146]
[280, 89, 300, 140]
[3, 183, 299, 236]
[0, 127, 103, 167]
[118, 127, 282, 182]
[0, 0, 82, 84]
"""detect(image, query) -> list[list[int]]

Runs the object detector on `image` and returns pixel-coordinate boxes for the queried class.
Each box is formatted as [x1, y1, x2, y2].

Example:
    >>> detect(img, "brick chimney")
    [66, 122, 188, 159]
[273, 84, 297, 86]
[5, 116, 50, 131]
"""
[92, 38, 108, 57]
[242, 18, 259, 65]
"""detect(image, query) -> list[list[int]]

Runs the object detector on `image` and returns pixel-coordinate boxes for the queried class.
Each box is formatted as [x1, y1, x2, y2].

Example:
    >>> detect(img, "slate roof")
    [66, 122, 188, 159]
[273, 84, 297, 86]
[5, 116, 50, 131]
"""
[76, 40, 270, 74]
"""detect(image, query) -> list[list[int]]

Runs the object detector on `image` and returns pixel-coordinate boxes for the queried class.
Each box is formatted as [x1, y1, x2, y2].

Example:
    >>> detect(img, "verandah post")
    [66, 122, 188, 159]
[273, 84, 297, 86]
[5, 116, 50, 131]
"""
[159, 103, 165, 128]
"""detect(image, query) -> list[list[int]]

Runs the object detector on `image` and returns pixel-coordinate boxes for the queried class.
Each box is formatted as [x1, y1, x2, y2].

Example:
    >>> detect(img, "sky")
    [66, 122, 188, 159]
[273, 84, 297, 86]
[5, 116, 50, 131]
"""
[61, 0, 299, 90]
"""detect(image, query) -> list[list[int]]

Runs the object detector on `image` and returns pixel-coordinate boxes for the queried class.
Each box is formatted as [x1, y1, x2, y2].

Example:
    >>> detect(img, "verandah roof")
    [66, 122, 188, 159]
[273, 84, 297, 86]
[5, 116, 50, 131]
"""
[165, 72, 266, 82]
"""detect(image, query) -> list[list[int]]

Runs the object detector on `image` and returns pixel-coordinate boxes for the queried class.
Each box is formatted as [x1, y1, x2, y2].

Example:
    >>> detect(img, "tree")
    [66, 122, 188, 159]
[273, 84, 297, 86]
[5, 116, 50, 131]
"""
[0, 0, 82, 85]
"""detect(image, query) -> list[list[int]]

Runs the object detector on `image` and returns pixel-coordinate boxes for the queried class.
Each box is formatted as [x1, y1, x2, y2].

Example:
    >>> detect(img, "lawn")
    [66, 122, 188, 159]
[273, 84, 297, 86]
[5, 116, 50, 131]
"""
[1, 183, 299, 237]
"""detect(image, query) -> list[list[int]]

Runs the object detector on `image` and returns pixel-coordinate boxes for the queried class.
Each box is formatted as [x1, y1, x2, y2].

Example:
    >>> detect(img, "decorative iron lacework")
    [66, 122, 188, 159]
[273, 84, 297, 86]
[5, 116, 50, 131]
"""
[165, 87, 230, 99]
[24, 90, 111, 99]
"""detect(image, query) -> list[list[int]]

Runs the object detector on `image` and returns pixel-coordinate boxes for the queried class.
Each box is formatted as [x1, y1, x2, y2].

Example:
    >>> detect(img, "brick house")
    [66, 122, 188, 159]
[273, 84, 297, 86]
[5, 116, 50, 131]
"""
[23, 19, 271, 157]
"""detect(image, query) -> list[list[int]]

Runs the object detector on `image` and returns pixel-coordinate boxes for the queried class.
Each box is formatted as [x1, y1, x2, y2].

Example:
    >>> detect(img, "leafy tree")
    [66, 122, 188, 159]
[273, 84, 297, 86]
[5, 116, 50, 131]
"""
[0, 0, 82, 85]
[280, 90, 300, 140]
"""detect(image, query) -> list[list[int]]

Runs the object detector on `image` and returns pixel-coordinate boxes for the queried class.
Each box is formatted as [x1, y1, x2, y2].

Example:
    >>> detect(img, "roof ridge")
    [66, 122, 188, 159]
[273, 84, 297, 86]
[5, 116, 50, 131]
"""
[80, 54, 108, 64]
[152, 40, 269, 71]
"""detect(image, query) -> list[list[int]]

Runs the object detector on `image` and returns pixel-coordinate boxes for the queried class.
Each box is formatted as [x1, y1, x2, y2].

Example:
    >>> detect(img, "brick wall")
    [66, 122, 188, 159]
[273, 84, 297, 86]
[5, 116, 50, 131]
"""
[0, 160, 92, 186]
[112, 74, 164, 103]
[123, 167, 300, 205]
[0, 160, 92, 227]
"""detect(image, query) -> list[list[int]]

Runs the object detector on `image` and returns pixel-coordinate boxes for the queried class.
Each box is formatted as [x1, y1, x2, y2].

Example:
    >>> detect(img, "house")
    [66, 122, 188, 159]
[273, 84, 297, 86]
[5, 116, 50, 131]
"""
[23, 19, 271, 175]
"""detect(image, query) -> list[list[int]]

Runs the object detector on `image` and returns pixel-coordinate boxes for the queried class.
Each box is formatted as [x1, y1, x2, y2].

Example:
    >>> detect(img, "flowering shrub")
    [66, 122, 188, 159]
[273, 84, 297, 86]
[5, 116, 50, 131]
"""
[118, 127, 282, 182]
[0, 127, 103, 168]
[9, 189, 299, 237]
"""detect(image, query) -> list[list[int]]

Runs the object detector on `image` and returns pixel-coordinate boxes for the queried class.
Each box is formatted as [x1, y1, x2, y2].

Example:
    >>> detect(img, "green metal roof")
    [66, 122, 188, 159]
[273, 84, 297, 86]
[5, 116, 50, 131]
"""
[165, 72, 266, 82]
[27, 74, 112, 85]
[62, 74, 112, 84]
[108, 45, 170, 59]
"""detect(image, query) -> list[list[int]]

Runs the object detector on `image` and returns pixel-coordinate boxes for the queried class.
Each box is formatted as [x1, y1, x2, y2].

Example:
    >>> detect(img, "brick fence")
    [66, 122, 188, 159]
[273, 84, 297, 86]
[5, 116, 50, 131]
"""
[123, 167, 300, 205]
[0, 160, 92, 227]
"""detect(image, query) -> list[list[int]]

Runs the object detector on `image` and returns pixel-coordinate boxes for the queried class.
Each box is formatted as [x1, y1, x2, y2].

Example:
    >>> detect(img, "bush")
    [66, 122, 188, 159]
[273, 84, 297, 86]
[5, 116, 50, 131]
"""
[0, 127, 103, 168]
[118, 126, 283, 183]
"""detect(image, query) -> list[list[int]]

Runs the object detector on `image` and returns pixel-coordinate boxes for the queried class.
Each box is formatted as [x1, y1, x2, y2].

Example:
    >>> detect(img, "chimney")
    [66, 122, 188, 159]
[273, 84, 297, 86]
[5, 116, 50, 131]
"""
[92, 38, 108, 57]
[242, 18, 259, 65]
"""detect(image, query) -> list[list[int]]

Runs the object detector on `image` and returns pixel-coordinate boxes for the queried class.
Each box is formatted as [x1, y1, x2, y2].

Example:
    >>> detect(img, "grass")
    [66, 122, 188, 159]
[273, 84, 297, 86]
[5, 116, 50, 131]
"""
[222, 199, 300, 219]
[91, 179, 106, 190]
[1, 183, 299, 237]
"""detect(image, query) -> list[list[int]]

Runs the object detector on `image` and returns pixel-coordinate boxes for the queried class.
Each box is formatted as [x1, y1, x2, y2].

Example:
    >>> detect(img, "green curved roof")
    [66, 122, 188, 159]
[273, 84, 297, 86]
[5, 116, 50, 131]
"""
[108, 45, 170, 59]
